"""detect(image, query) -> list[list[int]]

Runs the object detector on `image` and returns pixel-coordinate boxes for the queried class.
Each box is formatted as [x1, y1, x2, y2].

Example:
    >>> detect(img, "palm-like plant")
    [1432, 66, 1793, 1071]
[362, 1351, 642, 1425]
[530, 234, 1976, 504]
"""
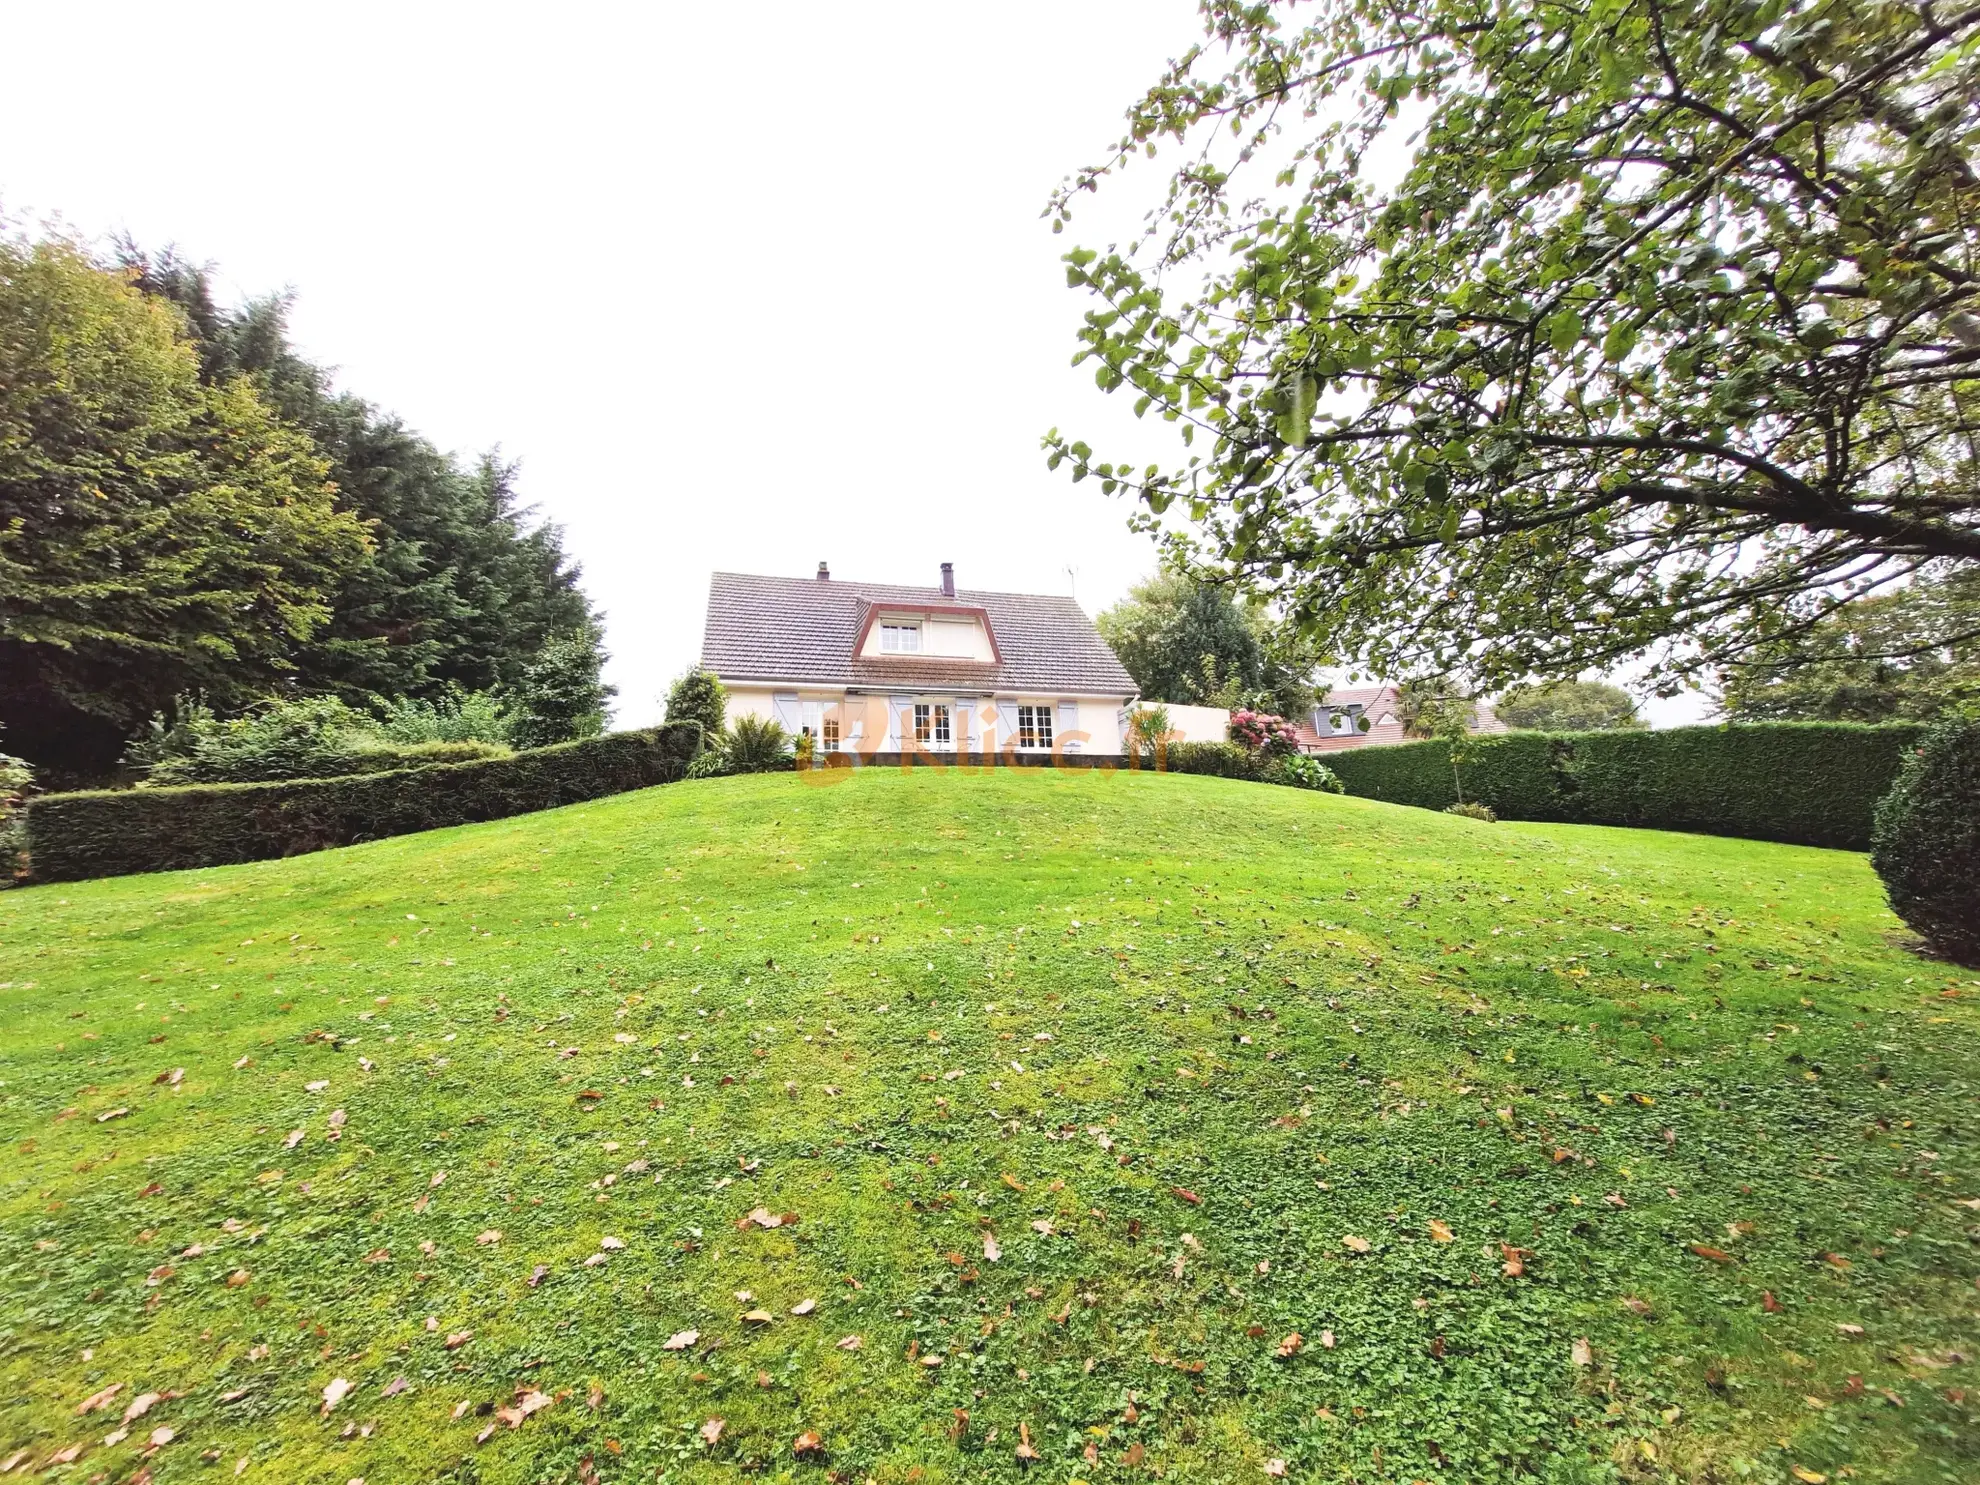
[726, 715, 792, 773]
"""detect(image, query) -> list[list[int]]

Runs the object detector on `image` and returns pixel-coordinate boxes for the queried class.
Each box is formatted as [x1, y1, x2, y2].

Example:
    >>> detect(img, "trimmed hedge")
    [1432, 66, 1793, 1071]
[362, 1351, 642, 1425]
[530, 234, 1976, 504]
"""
[1870, 717, 1980, 964]
[1323, 722, 1924, 850]
[26, 723, 703, 883]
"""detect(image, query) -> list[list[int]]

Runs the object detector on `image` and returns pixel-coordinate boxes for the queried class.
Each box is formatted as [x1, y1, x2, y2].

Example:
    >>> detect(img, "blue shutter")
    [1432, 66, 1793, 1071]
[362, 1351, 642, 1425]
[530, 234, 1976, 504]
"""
[1057, 700, 1079, 753]
[888, 695, 913, 751]
[996, 700, 1020, 748]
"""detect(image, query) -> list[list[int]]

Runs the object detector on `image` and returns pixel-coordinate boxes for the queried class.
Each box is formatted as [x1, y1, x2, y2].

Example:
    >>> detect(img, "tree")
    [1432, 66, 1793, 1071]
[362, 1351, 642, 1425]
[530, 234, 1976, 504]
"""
[664, 668, 728, 741]
[1395, 680, 1477, 741]
[1096, 572, 1314, 716]
[504, 622, 615, 750]
[1047, 0, 1980, 697]
[0, 234, 367, 772]
[1717, 569, 1980, 722]
[118, 244, 599, 709]
[1497, 679, 1644, 732]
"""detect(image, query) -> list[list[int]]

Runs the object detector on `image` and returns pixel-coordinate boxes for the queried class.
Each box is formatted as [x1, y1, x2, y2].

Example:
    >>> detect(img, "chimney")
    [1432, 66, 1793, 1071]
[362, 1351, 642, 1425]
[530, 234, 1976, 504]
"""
[816, 561, 830, 581]
[939, 561, 955, 598]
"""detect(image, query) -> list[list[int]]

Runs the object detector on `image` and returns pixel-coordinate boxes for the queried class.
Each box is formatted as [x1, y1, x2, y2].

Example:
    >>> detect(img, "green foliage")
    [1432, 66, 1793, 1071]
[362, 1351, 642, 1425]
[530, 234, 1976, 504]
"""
[1497, 679, 1643, 732]
[1157, 740, 1265, 781]
[503, 622, 615, 750]
[1445, 800, 1498, 823]
[1326, 723, 1922, 850]
[1096, 573, 1313, 717]
[2, 770, 1972, 1481]
[1264, 753, 1344, 793]
[25, 724, 702, 882]
[0, 234, 369, 773]
[132, 696, 509, 785]
[1718, 571, 1980, 723]
[726, 714, 792, 774]
[684, 747, 736, 781]
[1048, 2, 1980, 695]
[119, 244, 601, 713]
[1125, 702, 1173, 753]
[1871, 717, 1980, 965]
[1396, 682, 1479, 742]
[0, 748, 31, 883]
[664, 668, 729, 738]
[373, 689, 513, 745]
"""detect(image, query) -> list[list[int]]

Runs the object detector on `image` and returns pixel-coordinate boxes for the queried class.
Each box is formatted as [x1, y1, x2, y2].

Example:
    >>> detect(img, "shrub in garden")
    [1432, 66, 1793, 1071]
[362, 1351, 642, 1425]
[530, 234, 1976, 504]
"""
[0, 749, 32, 883]
[1870, 715, 1980, 965]
[1445, 800, 1498, 822]
[726, 715, 792, 773]
[134, 697, 511, 785]
[1265, 755, 1344, 793]
[1126, 703, 1173, 755]
[1228, 709, 1300, 757]
[1160, 741, 1265, 780]
[665, 668, 728, 738]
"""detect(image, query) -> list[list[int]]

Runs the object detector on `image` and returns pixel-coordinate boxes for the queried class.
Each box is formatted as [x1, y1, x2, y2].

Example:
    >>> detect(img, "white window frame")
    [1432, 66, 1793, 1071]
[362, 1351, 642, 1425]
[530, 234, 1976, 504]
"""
[880, 622, 922, 654]
[1017, 704, 1054, 750]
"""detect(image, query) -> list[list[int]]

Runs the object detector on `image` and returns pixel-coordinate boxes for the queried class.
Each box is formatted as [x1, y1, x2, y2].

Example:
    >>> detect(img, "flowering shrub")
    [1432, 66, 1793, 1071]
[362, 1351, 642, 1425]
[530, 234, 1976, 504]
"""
[1228, 709, 1301, 758]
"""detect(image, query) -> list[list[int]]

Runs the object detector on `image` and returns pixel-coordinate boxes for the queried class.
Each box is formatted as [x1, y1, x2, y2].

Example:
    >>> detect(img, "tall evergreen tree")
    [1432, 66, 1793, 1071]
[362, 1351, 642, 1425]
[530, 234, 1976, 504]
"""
[118, 244, 599, 709]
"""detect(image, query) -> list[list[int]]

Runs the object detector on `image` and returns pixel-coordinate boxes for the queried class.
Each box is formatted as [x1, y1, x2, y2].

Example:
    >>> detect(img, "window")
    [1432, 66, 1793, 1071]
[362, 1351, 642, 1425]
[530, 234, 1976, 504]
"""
[913, 703, 931, 743]
[880, 623, 921, 653]
[822, 716, 840, 750]
[911, 702, 953, 747]
[932, 703, 951, 746]
[1018, 704, 1054, 750]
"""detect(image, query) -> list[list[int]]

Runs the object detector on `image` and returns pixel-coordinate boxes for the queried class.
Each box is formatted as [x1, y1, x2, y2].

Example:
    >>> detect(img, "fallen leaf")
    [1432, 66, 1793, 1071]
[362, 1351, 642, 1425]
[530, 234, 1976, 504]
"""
[225, 1269, 251, 1288]
[983, 1232, 1001, 1263]
[1500, 1243, 1525, 1277]
[380, 1377, 409, 1398]
[97, 1108, 129, 1122]
[1264, 1460, 1288, 1478]
[475, 1230, 502, 1246]
[443, 1331, 472, 1350]
[1319, 1328, 1336, 1349]
[662, 1329, 699, 1350]
[742, 1308, 774, 1324]
[791, 1298, 816, 1316]
[1790, 1469, 1827, 1484]
[1571, 1336, 1593, 1367]
[1688, 1244, 1736, 1264]
[1171, 1186, 1201, 1205]
[321, 1377, 352, 1416]
[793, 1430, 822, 1457]
[1838, 1323, 1865, 1338]
[1762, 1290, 1780, 1313]
[1429, 1218, 1454, 1243]
[1015, 1421, 1039, 1462]
[599, 1236, 625, 1251]
[836, 1334, 862, 1350]
[699, 1417, 725, 1446]
[122, 1392, 162, 1424]
[1342, 1234, 1371, 1253]
[75, 1384, 122, 1416]
[1274, 1331, 1303, 1358]
[1029, 1219, 1054, 1235]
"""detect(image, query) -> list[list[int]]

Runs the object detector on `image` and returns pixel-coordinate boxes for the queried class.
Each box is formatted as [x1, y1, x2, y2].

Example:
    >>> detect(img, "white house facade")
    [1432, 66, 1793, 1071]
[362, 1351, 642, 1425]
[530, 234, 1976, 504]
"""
[698, 564, 1140, 757]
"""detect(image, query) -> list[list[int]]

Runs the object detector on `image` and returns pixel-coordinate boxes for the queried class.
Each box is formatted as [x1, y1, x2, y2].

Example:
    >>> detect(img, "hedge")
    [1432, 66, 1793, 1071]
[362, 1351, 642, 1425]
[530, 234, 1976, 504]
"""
[1322, 721, 1924, 850]
[25, 723, 704, 883]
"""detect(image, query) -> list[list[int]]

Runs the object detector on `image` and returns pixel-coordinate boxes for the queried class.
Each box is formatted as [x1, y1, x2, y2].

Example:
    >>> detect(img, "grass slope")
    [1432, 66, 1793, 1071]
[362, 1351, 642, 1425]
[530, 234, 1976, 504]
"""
[1, 770, 1975, 1485]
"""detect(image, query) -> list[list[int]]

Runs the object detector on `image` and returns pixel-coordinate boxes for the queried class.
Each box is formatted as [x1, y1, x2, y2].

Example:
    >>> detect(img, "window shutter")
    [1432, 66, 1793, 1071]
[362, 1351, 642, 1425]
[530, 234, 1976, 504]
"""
[888, 695, 913, 751]
[772, 693, 801, 733]
[995, 700, 1020, 747]
[953, 697, 977, 748]
[1057, 700, 1079, 752]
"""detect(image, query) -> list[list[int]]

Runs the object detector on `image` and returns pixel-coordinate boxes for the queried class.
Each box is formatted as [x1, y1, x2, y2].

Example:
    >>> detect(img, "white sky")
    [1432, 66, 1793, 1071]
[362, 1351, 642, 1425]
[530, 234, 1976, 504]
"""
[2, 0, 1710, 728]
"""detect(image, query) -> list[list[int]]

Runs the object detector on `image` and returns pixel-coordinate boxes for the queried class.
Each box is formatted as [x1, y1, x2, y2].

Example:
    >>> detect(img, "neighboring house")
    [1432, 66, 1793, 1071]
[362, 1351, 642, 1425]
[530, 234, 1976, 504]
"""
[698, 564, 1140, 756]
[1291, 684, 1509, 753]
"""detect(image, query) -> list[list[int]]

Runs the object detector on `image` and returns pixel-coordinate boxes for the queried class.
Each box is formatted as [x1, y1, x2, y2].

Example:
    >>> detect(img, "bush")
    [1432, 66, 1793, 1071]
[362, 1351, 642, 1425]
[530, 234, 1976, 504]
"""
[1265, 754, 1344, 793]
[1871, 716, 1980, 964]
[504, 623, 614, 750]
[1228, 709, 1300, 757]
[1324, 722, 1922, 850]
[0, 750, 32, 883]
[685, 748, 736, 780]
[1160, 741, 1266, 780]
[375, 690, 512, 745]
[665, 668, 728, 738]
[25, 723, 705, 883]
[727, 715, 792, 773]
[133, 696, 513, 785]
[1445, 800, 1498, 822]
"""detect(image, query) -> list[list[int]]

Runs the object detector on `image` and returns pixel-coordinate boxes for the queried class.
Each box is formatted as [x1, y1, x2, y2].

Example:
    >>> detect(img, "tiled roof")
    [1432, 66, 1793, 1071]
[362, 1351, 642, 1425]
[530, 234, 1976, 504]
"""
[1300, 683, 1508, 749]
[699, 572, 1138, 697]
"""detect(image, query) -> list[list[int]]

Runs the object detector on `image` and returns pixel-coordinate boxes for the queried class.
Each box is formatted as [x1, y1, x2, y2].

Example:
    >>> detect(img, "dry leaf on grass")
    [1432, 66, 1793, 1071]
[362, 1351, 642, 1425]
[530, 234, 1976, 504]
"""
[75, 1384, 122, 1416]
[791, 1298, 816, 1316]
[662, 1329, 699, 1350]
[836, 1335, 862, 1350]
[475, 1230, 502, 1246]
[793, 1430, 822, 1457]
[321, 1377, 352, 1416]
[122, 1392, 162, 1424]
[983, 1233, 1001, 1263]
[699, 1417, 725, 1446]
[1571, 1336, 1593, 1367]
[1428, 1218, 1454, 1243]
[1342, 1234, 1371, 1253]
[1274, 1332, 1303, 1358]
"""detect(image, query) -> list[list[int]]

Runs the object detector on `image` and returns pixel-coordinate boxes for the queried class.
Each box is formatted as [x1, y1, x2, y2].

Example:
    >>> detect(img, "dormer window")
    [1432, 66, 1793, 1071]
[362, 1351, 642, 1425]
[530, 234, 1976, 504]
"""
[880, 622, 922, 654]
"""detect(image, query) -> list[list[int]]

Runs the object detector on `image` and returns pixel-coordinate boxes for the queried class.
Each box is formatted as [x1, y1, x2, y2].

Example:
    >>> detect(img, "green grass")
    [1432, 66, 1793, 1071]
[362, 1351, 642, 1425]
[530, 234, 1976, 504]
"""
[1, 769, 1975, 1485]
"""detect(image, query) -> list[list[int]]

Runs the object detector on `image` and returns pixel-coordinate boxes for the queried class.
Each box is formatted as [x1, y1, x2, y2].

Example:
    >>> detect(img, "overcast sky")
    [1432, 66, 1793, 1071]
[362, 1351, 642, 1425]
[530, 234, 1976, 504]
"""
[3, 1, 1710, 727]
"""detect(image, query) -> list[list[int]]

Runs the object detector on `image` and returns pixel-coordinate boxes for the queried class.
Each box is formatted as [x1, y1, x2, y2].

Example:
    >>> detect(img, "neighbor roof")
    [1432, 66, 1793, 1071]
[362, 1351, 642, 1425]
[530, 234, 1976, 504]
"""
[699, 572, 1138, 696]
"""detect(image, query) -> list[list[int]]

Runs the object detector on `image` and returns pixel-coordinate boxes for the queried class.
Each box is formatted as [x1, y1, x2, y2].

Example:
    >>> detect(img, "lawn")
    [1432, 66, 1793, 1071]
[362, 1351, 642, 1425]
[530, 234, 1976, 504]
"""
[1, 768, 1974, 1485]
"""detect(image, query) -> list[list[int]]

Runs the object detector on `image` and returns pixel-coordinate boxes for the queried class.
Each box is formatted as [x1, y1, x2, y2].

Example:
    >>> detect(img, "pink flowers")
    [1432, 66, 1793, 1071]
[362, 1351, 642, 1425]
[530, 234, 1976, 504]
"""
[1229, 709, 1300, 757]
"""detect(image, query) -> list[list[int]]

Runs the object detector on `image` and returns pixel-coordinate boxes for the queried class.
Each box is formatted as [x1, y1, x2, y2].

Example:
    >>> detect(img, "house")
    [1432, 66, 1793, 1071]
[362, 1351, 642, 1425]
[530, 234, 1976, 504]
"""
[698, 564, 1140, 756]
[1292, 684, 1509, 753]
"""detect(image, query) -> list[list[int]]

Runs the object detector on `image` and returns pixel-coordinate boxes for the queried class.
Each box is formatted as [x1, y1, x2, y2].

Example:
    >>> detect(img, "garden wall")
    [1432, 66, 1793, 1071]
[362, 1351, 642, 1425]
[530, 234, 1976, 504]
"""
[25, 724, 703, 883]
[1323, 722, 1924, 850]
